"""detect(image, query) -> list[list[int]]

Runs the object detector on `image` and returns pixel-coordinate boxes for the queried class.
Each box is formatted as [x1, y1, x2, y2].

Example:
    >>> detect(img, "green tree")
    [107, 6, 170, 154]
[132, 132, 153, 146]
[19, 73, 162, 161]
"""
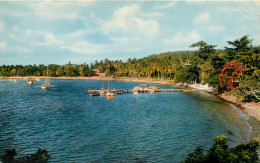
[1, 148, 51, 163]
[190, 41, 217, 60]
[184, 136, 260, 163]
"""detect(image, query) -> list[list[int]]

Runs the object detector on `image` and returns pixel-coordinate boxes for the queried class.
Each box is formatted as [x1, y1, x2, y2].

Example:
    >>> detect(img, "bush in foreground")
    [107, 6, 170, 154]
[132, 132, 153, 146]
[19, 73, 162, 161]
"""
[1, 148, 51, 163]
[184, 135, 259, 163]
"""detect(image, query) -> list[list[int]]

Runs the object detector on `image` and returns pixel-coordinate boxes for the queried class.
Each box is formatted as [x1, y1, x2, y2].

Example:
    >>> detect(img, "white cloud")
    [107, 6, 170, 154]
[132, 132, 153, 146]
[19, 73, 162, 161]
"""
[33, 1, 93, 20]
[102, 4, 159, 39]
[12, 46, 32, 53]
[61, 41, 109, 55]
[10, 26, 63, 47]
[193, 12, 210, 25]
[9, 26, 111, 55]
[0, 6, 30, 18]
[206, 26, 226, 32]
[0, 42, 6, 49]
[35, 2, 78, 20]
[44, 33, 64, 46]
[164, 31, 201, 50]
[154, 2, 177, 9]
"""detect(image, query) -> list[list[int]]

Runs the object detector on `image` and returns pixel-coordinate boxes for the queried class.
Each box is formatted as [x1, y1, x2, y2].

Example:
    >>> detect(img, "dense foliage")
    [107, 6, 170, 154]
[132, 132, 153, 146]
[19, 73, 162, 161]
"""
[1, 36, 259, 101]
[0, 63, 94, 77]
[1, 148, 51, 163]
[184, 135, 259, 163]
[219, 60, 243, 90]
[90, 36, 259, 102]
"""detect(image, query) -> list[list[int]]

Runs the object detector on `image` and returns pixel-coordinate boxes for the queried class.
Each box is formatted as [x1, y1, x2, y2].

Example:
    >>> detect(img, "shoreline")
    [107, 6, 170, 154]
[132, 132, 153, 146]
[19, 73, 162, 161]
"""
[1, 76, 259, 122]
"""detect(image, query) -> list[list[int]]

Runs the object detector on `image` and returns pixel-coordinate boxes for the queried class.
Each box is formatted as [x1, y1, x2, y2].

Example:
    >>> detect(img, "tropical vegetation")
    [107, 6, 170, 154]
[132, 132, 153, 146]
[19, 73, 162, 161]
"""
[184, 135, 259, 163]
[1, 148, 51, 163]
[1, 36, 259, 102]
[0, 62, 94, 77]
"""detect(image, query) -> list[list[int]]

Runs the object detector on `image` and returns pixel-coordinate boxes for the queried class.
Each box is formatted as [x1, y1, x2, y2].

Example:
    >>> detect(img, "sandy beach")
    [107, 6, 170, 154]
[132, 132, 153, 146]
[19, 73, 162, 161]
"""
[2, 76, 259, 121]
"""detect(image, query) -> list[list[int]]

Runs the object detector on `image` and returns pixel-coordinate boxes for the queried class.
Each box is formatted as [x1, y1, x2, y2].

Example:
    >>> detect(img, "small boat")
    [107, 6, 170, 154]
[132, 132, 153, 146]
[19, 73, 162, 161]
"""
[9, 78, 16, 82]
[112, 92, 117, 96]
[149, 89, 155, 94]
[26, 79, 35, 84]
[90, 93, 100, 96]
[115, 91, 123, 95]
[42, 83, 50, 90]
[106, 91, 114, 99]
[99, 88, 106, 96]
[133, 89, 138, 94]
[42, 66, 50, 90]
[106, 68, 114, 99]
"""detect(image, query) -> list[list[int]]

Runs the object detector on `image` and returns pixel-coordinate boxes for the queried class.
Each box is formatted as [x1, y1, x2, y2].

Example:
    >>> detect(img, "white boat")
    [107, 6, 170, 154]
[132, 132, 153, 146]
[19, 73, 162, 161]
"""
[133, 89, 138, 94]
[42, 66, 50, 90]
[42, 83, 50, 90]
[9, 78, 16, 82]
[106, 91, 114, 99]
[27, 79, 34, 84]
[100, 89, 106, 96]
[106, 68, 114, 99]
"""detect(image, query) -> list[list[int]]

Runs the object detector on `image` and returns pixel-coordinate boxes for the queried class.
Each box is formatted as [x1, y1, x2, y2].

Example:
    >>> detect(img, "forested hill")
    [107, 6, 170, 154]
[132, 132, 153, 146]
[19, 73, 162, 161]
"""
[147, 50, 197, 59]
[147, 49, 226, 59]
[1, 36, 259, 102]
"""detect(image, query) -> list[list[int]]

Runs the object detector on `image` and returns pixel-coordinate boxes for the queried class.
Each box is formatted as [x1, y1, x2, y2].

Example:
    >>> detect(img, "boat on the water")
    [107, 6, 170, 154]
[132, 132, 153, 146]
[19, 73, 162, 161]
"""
[42, 66, 50, 90]
[133, 89, 138, 94]
[42, 83, 50, 90]
[27, 79, 35, 84]
[106, 67, 114, 99]
[99, 88, 106, 96]
[9, 78, 16, 82]
[106, 91, 115, 99]
[90, 93, 100, 96]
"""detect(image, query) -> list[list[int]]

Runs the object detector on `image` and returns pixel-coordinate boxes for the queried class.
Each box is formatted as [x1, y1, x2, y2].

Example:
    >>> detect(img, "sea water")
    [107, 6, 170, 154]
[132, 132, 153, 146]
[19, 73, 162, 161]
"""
[0, 79, 255, 162]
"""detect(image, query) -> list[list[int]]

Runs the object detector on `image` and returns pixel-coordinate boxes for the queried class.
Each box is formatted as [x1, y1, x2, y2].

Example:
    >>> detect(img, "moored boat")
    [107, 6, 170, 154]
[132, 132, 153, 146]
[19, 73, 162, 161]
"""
[133, 89, 138, 94]
[42, 66, 50, 90]
[106, 91, 114, 99]
[90, 93, 100, 96]
[9, 78, 16, 82]
[99, 88, 106, 96]
[42, 83, 50, 90]
[27, 79, 35, 84]
[149, 89, 155, 94]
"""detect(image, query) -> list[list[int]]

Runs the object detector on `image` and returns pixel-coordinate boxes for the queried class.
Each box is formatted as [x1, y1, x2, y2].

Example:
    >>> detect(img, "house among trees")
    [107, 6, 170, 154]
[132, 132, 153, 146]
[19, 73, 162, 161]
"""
[93, 69, 100, 75]
[93, 69, 105, 76]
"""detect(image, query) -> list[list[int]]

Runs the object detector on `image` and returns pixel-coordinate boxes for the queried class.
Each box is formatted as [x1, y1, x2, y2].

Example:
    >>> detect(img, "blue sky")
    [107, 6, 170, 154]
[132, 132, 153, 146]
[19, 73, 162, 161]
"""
[0, 1, 260, 65]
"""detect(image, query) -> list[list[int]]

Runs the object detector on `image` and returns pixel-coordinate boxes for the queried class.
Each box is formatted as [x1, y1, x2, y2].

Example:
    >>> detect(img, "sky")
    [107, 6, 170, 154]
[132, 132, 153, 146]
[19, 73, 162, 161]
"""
[0, 0, 260, 65]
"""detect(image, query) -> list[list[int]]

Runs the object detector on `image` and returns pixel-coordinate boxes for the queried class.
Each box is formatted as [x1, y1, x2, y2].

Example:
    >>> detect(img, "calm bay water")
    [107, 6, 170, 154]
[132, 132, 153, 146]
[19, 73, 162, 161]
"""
[0, 79, 253, 162]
